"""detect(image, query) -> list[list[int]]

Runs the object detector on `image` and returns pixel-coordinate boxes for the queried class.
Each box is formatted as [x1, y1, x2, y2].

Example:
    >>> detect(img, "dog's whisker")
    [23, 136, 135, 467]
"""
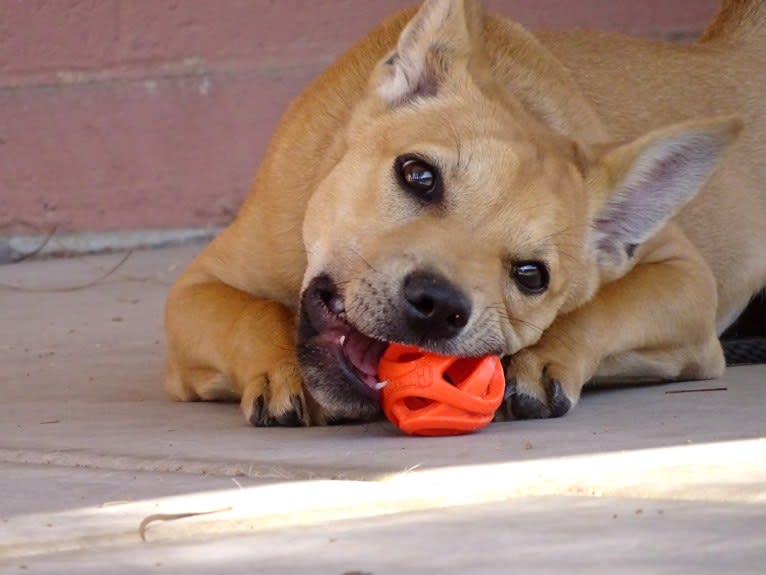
[347, 246, 379, 274]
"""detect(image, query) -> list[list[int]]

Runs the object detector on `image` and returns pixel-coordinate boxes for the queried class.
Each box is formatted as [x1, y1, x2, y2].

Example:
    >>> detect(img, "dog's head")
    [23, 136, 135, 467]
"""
[296, 0, 741, 422]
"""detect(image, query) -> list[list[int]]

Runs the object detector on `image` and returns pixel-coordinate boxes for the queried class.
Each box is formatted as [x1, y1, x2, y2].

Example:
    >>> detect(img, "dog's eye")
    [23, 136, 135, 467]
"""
[512, 262, 549, 295]
[395, 156, 442, 203]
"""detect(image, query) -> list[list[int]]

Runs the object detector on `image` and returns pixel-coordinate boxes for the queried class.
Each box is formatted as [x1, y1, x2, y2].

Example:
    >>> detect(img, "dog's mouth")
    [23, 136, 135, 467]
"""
[313, 293, 390, 393]
[297, 275, 389, 420]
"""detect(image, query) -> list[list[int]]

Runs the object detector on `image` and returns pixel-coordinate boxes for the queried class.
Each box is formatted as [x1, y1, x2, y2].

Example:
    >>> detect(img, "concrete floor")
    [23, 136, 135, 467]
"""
[1, 245, 764, 574]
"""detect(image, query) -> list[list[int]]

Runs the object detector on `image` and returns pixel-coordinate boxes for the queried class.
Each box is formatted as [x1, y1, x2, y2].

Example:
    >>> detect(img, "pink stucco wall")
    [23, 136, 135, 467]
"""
[0, 0, 721, 233]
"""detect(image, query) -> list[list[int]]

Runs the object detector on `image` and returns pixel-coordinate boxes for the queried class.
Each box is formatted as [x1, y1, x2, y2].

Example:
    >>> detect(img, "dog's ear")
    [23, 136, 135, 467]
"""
[586, 116, 742, 268]
[375, 0, 486, 106]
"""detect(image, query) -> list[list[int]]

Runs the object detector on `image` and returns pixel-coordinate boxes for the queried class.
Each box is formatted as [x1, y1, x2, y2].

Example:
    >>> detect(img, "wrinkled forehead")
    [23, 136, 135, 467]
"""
[368, 96, 529, 151]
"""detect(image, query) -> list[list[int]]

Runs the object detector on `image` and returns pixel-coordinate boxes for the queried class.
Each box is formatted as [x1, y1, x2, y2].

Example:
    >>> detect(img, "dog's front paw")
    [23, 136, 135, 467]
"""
[240, 360, 320, 427]
[503, 348, 586, 420]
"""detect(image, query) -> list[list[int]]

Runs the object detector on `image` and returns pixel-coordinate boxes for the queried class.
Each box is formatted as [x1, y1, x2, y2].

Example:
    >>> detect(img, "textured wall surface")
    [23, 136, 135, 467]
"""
[0, 0, 721, 233]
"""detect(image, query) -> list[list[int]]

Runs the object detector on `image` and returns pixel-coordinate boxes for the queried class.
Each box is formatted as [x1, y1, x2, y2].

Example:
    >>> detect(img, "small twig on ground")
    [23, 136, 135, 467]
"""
[0, 250, 133, 293]
[665, 386, 728, 395]
[138, 506, 233, 542]
[9, 226, 59, 263]
[0, 219, 60, 263]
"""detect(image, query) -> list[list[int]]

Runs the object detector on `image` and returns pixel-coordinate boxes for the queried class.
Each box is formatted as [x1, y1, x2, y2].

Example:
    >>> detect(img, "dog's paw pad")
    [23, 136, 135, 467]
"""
[510, 391, 550, 420]
[241, 360, 311, 427]
[506, 376, 574, 420]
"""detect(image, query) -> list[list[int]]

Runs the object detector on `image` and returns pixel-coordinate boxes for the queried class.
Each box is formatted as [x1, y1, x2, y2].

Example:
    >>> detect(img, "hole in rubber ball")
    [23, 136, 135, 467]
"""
[398, 351, 425, 363]
[404, 396, 432, 411]
[444, 357, 483, 386]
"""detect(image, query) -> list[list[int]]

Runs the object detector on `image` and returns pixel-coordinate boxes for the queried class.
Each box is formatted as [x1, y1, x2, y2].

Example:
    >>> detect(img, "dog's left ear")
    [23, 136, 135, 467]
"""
[375, 0, 486, 106]
[586, 116, 742, 268]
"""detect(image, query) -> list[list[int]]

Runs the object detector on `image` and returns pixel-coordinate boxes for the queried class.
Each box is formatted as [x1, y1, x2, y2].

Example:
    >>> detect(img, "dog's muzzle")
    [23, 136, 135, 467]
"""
[296, 271, 475, 421]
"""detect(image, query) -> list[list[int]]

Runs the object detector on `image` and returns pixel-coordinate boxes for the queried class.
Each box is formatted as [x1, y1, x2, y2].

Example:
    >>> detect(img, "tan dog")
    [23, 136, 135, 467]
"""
[164, 0, 766, 426]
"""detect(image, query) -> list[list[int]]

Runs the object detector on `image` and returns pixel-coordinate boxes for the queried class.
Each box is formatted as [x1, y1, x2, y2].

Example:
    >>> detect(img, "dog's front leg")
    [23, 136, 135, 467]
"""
[164, 270, 323, 427]
[504, 232, 726, 420]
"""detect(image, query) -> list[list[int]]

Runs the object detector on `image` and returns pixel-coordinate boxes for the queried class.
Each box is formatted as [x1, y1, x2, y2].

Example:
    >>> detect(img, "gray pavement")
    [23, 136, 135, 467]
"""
[1, 245, 764, 573]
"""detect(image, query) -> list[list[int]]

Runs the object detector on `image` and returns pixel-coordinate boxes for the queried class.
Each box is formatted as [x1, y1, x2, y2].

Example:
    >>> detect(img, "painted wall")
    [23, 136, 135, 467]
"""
[0, 0, 720, 234]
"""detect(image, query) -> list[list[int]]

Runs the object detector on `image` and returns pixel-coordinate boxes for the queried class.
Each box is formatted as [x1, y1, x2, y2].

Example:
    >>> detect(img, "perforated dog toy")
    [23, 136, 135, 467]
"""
[378, 343, 505, 436]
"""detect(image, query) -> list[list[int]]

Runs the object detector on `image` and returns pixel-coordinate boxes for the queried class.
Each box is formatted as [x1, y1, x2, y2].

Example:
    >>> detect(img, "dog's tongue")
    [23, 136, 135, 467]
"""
[344, 330, 388, 380]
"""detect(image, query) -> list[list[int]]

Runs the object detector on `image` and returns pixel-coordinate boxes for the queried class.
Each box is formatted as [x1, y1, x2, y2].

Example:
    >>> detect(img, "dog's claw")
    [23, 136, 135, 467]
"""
[503, 377, 517, 401]
[274, 410, 302, 427]
[546, 378, 572, 418]
[249, 394, 307, 427]
[274, 394, 306, 427]
[249, 396, 277, 427]
[292, 394, 305, 422]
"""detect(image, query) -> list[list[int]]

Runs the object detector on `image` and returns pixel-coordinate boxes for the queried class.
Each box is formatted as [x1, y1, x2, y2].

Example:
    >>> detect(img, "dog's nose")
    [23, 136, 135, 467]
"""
[403, 271, 471, 340]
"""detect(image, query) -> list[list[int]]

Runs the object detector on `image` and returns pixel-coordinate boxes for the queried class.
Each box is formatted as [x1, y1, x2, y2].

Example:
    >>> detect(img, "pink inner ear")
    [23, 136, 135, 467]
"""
[592, 130, 725, 264]
[378, 42, 442, 107]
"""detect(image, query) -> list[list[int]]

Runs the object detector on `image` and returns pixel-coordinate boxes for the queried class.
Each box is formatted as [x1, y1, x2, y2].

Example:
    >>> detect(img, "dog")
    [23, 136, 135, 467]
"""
[164, 0, 766, 426]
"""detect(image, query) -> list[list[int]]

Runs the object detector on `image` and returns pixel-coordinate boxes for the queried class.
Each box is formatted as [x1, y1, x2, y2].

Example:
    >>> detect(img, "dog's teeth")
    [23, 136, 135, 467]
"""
[374, 381, 388, 390]
[339, 335, 346, 346]
[330, 298, 345, 315]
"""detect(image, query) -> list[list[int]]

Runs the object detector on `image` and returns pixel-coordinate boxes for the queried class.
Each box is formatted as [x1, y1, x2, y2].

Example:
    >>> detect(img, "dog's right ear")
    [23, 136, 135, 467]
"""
[585, 116, 742, 269]
[375, 0, 486, 106]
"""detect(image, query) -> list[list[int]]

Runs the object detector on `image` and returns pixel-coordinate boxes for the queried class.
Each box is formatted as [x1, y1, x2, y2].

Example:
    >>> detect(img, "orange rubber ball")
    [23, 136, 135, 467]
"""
[378, 343, 505, 436]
